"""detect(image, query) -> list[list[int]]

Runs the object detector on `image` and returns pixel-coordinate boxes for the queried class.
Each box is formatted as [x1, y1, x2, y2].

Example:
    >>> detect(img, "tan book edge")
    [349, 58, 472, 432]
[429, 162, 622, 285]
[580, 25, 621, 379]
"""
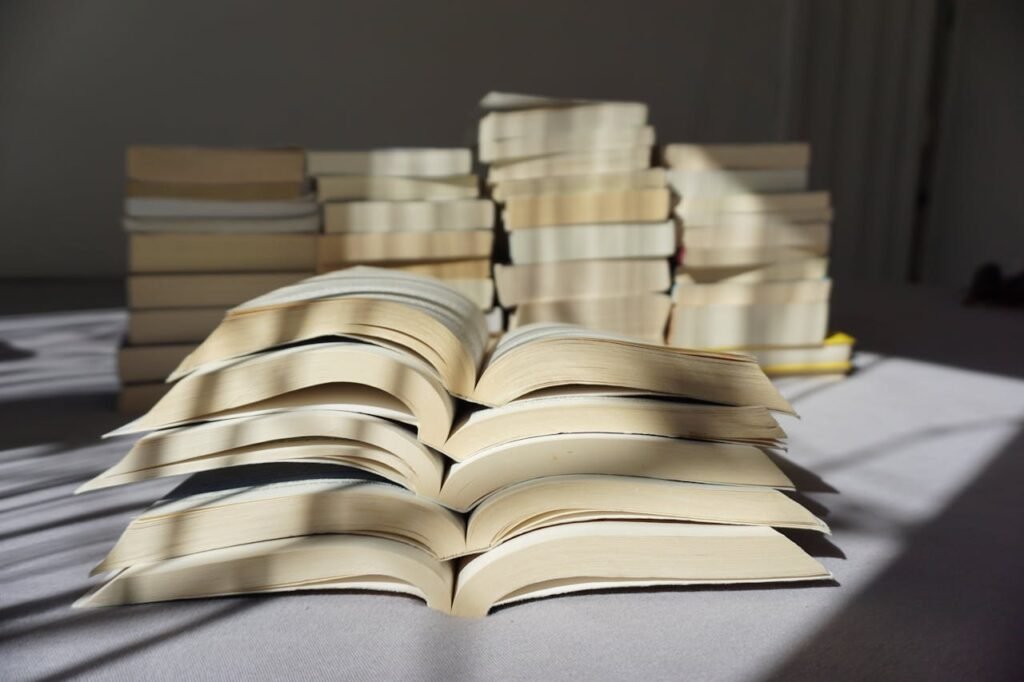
[128, 273, 311, 310]
[128, 234, 317, 273]
[494, 259, 671, 307]
[663, 143, 811, 170]
[126, 146, 305, 184]
[317, 231, 494, 269]
[503, 188, 670, 230]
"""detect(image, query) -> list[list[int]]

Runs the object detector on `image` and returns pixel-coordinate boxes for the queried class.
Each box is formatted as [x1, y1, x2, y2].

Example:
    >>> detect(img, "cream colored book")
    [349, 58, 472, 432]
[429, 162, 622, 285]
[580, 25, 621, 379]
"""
[316, 175, 479, 202]
[683, 245, 829, 269]
[128, 234, 317, 273]
[666, 168, 808, 198]
[118, 344, 196, 384]
[124, 195, 317, 219]
[442, 278, 494, 310]
[663, 143, 810, 170]
[122, 214, 320, 234]
[682, 223, 831, 252]
[510, 293, 672, 343]
[383, 258, 491, 280]
[480, 126, 655, 163]
[479, 99, 648, 140]
[676, 258, 829, 285]
[672, 279, 831, 307]
[83, 428, 793, 512]
[487, 148, 652, 183]
[77, 520, 830, 617]
[508, 221, 676, 264]
[317, 231, 494, 269]
[306, 148, 472, 178]
[127, 272, 309, 310]
[668, 300, 830, 349]
[88, 471, 826, 573]
[127, 308, 225, 345]
[86, 394, 787, 495]
[491, 168, 667, 202]
[126, 146, 306, 184]
[323, 199, 495, 234]
[494, 258, 670, 306]
[503, 188, 670, 230]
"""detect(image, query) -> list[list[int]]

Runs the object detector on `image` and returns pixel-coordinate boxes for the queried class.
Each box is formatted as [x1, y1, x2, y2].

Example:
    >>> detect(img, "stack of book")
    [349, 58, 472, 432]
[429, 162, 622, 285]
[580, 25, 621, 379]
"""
[78, 267, 833, 617]
[479, 92, 676, 342]
[664, 143, 852, 374]
[306, 148, 499, 330]
[119, 146, 318, 412]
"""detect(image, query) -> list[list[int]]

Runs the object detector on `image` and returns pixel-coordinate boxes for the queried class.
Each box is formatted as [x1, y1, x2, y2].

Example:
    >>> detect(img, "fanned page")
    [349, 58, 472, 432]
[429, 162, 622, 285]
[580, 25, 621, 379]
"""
[170, 267, 489, 397]
[472, 323, 794, 413]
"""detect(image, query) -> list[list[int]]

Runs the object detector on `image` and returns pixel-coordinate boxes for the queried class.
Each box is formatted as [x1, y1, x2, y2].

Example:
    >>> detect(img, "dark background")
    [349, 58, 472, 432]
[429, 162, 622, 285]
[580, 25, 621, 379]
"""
[1, 0, 1021, 285]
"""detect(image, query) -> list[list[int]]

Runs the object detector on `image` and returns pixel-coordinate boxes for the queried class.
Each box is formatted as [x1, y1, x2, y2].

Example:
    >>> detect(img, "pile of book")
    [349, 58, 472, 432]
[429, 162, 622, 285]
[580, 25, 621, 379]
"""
[79, 267, 832, 617]
[664, 143, 852, 375]
[306, 147, 499, 330]
[479, 92, 676, 342]
[118, 146, 318, 412]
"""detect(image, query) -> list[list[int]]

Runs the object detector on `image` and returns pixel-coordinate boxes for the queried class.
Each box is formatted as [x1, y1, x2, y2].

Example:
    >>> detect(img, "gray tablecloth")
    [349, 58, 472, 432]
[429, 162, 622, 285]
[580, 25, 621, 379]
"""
[2, 283, 1023, 681]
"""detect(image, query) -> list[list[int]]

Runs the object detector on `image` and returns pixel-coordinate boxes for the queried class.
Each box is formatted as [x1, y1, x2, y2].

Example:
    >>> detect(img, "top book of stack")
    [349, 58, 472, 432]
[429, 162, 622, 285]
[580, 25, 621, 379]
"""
[305, 148, 496, 315]
[479, 92, 675, 342]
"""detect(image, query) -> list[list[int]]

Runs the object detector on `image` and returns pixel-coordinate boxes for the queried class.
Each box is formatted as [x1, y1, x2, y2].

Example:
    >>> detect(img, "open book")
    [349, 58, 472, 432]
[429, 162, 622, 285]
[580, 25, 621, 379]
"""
[81, 267, 832, 617]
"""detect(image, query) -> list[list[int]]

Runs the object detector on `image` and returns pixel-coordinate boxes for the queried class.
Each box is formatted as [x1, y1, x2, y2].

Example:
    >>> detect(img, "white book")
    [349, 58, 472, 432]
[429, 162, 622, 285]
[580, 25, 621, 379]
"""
[124, 196, 317, 219]
[307, 148, 472, 178]
[508, 221, 676, 264]
[122, 214, 320, 234]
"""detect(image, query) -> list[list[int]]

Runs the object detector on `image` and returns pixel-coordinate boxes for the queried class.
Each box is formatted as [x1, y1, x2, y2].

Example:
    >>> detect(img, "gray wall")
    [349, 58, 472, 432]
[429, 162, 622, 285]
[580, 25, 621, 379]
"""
[5, 0, 996, 286]
[922, 0, 1024, 286]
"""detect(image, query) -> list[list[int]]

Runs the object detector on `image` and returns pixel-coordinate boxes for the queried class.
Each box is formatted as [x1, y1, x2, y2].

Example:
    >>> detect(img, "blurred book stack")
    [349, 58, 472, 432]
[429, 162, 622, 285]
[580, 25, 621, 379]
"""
[664, 143, 852, 375]
[306, 148, 500, 333]
[479, 92, 675, 342]
[119, 146, 318, 412]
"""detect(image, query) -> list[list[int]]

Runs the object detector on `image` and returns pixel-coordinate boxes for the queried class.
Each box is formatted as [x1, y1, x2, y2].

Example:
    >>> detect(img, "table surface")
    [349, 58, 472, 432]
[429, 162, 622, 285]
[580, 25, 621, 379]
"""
[1, 282, 1023, 681]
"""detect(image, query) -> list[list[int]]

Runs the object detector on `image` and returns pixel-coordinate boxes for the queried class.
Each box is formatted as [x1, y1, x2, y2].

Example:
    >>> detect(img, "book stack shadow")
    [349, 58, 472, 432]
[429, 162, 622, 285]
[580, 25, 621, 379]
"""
[664, 143, 853, 374]
[479, 92, 676, 342]
[79, 267, 837, 617]
[307, 147, 500, 333]
[119, 146, 318, 412]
